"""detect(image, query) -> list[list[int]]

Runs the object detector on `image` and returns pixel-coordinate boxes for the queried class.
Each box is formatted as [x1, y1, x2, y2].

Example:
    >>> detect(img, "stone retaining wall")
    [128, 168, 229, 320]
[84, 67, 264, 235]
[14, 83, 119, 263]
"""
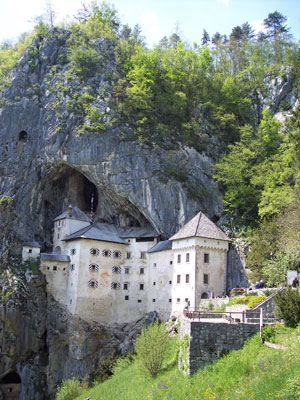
[179, 318, 260, 375]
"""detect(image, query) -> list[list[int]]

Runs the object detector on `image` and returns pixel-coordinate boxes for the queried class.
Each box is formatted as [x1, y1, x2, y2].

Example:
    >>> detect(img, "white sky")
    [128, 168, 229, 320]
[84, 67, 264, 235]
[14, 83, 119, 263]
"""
[1, 0, 299, 46]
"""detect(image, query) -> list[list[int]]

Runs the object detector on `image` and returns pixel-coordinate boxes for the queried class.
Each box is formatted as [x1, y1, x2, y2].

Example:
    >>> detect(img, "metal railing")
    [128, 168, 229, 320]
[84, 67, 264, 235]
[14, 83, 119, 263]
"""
[183, 309, 276, 324]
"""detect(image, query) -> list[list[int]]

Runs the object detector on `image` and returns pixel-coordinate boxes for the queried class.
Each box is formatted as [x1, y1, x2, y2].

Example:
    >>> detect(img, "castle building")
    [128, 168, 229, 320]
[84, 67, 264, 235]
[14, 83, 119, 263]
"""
[24, 206, 230, 324]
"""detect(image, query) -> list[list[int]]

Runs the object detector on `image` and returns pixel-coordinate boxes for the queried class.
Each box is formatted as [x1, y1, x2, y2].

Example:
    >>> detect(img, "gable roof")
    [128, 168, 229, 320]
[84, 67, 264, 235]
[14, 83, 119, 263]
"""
[148, 240, 172, 253]
[23, 241, 41, 248]
[63, 223, 128, 245]
[169, 212, 230, 242]
[40, 253, 70, 262]
[118, 226, 159, 239]
[53, 206, 91, 223]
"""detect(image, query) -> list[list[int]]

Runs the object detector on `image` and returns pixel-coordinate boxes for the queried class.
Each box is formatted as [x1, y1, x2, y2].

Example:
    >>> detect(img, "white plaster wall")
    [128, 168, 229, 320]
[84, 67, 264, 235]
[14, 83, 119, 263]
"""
[40, 260, 69, 305]
[53, 218, 90, 253]
[171, 245, 196, 315]
[195, 244, 228, 307]
[22, 246, 40, 262]
[70, 238, 159, 325]
[147, 249, 173, 321]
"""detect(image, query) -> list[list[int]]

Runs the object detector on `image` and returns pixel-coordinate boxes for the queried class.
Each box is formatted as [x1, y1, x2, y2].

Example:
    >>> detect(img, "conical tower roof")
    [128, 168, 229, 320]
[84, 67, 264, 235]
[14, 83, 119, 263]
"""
[170, 212, 230, 242]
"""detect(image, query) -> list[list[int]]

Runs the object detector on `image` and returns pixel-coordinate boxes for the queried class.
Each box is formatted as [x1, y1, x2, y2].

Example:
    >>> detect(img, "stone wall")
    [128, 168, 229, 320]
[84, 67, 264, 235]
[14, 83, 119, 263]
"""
[179, 318, 260, 375]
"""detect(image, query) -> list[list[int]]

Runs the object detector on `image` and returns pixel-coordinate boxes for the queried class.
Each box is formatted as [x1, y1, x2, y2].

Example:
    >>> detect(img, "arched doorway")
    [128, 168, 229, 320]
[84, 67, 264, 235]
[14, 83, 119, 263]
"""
[201, 292, 209, 299]
[54, 246, 61, 255]
[0, 371, 21, 400]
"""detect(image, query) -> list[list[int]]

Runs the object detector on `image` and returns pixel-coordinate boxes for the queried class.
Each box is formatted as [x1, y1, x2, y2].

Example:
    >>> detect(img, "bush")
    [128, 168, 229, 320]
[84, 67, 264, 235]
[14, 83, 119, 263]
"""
[248, 296, 266, 308]
[233, 296, 249, 305]
[263, 325, 277, 343]
[56, 378, 82, 400]
[89, 352, 118, 384]
[135, 320, 169, 377]
[279, 374, 300, 399]
[274, 287, 300, 327]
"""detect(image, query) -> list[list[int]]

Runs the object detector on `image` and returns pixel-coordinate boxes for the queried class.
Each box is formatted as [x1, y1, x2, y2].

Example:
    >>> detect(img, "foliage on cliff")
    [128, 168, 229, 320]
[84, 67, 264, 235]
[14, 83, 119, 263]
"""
[0, 2, 299, 281]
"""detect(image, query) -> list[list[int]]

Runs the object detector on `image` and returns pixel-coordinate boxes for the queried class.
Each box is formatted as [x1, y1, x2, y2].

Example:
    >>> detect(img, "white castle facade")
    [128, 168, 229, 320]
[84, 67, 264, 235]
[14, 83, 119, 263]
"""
[22, 206, 230, 325]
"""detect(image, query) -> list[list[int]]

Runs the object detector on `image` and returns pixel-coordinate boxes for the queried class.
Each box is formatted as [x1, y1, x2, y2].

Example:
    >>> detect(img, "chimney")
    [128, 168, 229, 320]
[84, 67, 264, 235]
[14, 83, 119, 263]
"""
[68, 205, 73, 217]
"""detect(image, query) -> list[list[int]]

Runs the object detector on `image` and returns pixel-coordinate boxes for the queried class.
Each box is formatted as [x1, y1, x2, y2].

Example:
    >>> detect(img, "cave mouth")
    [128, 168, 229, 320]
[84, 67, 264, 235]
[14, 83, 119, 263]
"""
[0, 371, 21, 384]
[43, 166, 99, 226]
[40, 165, 153, 248]
[18, 130, 28, 142]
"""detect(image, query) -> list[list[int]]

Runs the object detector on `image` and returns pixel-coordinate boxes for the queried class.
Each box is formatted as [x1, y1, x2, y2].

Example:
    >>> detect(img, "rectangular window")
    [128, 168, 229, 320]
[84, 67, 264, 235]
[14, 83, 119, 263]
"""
[126, 252, 131, 259]
[140, 252, 146, 259]
[28, 249, 32, 253]
[53, 266, 57, 271]
[139, 284, 144, 290]
[153, 282, 156, 286]
[70, 248, 76, 255]
[125, 267, 130, 274]
[185, 297, 189, 303]
[169, 280, 172, 284]
[138, 299, 142, 303]
[123, 283, 128, 290]
[125, 295, 129, 300]
[204, 273, 209, 284]
[152, 299, 156, 302]
[140, 267, 144, 275]
[204, 253, 209, 263]
[169, 298, 172, 303]
[186, 253, 190, 263]
[153, 263, 156, 267]
[186, 274, 190, 283]
[177, 254, 181, 264]
[169, 260, 173, 265]
[57, 234, 59, 239]
[176, 298, 181, 303]
[177, 274, 181, 284]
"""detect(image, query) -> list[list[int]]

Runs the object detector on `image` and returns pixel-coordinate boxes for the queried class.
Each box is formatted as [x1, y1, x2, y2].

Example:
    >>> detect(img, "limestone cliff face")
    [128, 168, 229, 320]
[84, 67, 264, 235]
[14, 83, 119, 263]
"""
[0, 31, 223, 251]
[0, 29, 296, 399]
[0, 262, 157, 399]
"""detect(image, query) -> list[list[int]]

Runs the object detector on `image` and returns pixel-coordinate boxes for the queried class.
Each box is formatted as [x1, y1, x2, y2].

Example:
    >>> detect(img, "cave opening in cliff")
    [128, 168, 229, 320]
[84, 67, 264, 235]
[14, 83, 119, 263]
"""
[41, 166, 99, 247]
[43, 166, 99, 220]
[18, 130, 28, 142]
[0, 371, 21, 384]
[39, 164, 155, 248]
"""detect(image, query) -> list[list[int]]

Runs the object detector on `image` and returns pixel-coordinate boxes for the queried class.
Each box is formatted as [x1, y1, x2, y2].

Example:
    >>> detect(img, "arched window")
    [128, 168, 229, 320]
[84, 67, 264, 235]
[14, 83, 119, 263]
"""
[88, 280, 98, 288]
[113, 250, 122, 258]
[90, 248, 100, 256]
[111, 282, 121, 289]
[112, 266, 121, 274]
[102, 249, 111, 257]
[89, 264, 99, 272]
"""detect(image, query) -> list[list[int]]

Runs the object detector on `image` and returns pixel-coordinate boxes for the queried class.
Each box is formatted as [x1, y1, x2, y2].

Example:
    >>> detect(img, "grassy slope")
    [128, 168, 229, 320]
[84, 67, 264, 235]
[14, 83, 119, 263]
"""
[75, 326, 300, 400]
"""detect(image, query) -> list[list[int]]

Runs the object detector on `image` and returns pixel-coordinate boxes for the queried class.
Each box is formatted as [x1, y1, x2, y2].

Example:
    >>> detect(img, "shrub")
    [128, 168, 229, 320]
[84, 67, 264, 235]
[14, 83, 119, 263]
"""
[233, 296, 249, 305]
[90, 352, 118, 384]
[279, 374, 300, 399]
[135, 320, 169, 377]
[56, 378, 82, 400]
[263, 325, 277, 343]
[248, 296, 266, 308]
[274, 287, 300, 327]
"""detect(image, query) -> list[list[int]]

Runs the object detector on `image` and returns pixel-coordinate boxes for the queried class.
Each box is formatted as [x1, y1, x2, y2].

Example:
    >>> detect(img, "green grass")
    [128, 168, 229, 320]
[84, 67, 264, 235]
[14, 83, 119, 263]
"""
[72, 326, 300, 400]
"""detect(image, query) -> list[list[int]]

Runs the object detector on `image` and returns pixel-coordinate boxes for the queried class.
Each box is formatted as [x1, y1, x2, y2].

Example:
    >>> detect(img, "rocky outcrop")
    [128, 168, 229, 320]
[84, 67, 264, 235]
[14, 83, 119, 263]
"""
[0, 262, 159, 399]
[0, 31, 223, 252]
